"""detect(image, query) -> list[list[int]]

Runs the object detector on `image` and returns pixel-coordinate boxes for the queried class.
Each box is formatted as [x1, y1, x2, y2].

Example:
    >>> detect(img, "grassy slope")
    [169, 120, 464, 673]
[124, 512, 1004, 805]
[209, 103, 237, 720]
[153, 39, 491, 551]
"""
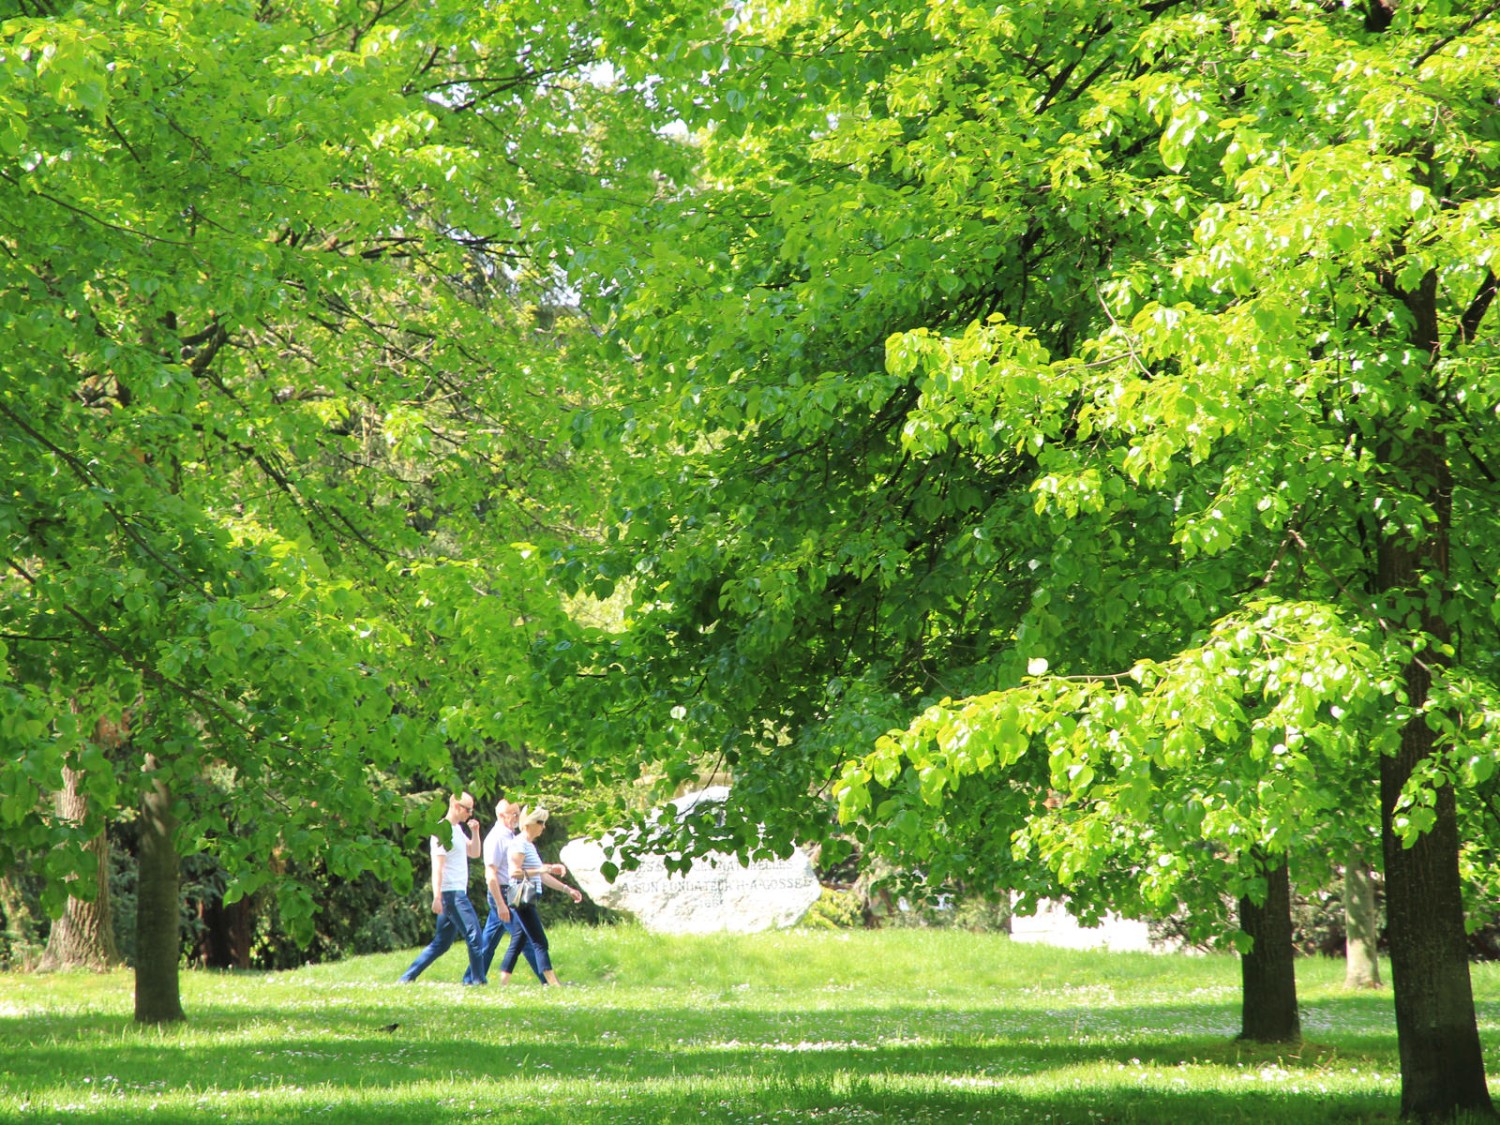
[1, 926, 1493, 1123]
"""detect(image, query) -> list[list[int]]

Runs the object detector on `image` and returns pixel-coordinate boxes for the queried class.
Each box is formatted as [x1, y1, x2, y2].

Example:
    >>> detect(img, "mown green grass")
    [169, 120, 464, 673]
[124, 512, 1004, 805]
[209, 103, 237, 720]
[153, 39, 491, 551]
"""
[2, 926, 1495, 1123]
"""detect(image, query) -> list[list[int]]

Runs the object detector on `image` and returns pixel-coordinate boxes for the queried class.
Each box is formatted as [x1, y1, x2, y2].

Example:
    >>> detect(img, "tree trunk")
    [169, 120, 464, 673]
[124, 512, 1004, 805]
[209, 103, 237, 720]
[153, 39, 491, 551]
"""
[0, 870, 42, 969]
[37, 765, 120, 971]
[1381, 675, 1491, 1119]
[1378, 371, 1493, 1117]
[1344, 852, 1382, 990]
[1237, 856, 1300, 1043]
[134, 754, 184, 1023]
[197, 893, 253, 970]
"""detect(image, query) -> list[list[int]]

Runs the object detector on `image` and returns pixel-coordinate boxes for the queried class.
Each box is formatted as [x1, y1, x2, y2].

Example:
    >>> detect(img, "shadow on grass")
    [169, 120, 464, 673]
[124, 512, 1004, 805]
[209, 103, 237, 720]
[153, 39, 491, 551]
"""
[0, 995, 1408, 1125]
[0, 1075, 1403, 1125]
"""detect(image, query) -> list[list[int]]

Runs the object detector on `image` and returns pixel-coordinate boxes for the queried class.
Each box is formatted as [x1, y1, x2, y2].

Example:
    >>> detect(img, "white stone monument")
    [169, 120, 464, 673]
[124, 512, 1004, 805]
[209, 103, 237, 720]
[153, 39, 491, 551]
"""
[560, 787, 824, 934]
[1008, 897, 1156, 952]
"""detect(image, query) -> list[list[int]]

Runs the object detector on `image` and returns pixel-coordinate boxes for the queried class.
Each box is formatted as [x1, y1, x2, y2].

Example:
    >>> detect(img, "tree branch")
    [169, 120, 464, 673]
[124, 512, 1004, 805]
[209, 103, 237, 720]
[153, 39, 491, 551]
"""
[0, 401, 200, 590]
[4, 557, 254, 739]
[1412, 0, 1500, 70]
[0, 169, 193, 248]
[1452, 269, 1498, 348]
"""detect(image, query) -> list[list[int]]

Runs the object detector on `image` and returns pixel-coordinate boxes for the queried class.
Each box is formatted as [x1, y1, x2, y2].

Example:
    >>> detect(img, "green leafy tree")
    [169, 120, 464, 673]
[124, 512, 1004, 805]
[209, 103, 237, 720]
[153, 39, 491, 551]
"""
[538, 0, 1500, 1117]
[0, 0, 672, 1019]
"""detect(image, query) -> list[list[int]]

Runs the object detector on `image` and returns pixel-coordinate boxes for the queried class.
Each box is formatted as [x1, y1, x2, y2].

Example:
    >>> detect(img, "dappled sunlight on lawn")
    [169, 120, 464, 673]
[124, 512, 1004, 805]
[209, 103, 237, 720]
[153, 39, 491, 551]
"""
[0, 929, 1434, 1123]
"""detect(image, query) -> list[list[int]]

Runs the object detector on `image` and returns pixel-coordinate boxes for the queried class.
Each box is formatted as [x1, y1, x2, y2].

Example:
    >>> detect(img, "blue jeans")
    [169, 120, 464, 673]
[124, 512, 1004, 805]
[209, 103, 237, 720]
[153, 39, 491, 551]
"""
[398, 890, 487, 984]
[463, 892, 544, 984]
[501, 899, 553, 977]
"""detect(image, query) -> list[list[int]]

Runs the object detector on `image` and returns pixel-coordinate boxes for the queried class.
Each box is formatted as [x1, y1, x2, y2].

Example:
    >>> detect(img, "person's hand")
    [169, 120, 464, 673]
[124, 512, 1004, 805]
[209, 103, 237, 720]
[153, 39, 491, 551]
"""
[550, 863, 567, 877]
[432, 894, 443, 915]
[467, 817, 480, 833]
[570, 889, 583, 904]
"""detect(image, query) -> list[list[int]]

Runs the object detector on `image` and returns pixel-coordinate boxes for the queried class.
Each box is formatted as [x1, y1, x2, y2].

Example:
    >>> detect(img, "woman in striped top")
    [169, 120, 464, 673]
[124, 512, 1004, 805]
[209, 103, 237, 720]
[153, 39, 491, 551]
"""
[498, 805, 584, 986]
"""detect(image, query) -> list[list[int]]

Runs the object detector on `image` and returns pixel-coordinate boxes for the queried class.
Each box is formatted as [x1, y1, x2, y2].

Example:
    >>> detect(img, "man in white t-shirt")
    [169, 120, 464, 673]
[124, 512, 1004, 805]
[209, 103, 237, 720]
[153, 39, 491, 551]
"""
[397, 791, 487, 984]
[463, 797, 544, 984]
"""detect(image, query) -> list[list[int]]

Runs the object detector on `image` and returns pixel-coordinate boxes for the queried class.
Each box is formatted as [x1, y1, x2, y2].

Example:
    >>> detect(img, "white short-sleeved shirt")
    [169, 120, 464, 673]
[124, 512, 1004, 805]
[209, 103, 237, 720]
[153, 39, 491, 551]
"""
[431, 821, 471, 892]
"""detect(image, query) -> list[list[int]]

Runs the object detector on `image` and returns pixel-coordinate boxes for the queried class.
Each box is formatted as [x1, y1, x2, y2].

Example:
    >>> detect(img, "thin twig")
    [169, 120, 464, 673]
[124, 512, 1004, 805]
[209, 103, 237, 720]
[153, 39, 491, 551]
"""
[1412, 0, 1500, 70]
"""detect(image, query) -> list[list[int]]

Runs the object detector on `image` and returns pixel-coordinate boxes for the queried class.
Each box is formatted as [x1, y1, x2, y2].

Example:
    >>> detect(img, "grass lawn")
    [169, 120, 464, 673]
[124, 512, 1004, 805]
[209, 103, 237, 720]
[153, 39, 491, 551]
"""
[1, 925, 1494, 1123]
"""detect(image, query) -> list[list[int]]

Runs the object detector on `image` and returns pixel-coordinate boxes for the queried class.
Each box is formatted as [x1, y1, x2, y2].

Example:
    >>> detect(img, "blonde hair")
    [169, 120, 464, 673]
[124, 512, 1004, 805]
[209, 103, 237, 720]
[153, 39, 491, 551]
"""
[519, 805, 550, 830]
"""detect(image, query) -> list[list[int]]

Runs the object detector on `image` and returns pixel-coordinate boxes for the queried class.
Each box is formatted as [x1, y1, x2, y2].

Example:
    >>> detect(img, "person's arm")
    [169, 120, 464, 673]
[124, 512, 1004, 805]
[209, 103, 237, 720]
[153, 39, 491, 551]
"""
[540, 870, 583, 904]
[508, 839, 527, 881]
[486, 860, 511, 919]
[464, 818, 482, 858]
[430, 845, 446, 915]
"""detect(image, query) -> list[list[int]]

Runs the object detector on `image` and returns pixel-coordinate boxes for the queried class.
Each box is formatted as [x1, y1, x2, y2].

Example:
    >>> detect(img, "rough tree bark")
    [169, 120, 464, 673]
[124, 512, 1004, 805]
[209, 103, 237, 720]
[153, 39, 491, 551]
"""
[1237, 856, 1300, 1044]
[38, 714, 129, 972]
[1344, 852, 1382, 990]
[1376, 266, 1493, 1119]
[134, 753, 184, 1024]
[36, 763, 120, 971]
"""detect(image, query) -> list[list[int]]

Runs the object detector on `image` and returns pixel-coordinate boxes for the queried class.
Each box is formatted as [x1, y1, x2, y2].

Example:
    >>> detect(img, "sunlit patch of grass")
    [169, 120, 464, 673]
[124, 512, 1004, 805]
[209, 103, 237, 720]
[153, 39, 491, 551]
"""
[3, 925, 1495, 1122]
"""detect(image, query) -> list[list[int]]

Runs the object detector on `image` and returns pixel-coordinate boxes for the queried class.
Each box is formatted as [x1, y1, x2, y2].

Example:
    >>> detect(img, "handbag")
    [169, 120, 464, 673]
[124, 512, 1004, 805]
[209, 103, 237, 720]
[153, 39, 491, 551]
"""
[507, 879, 537, 908]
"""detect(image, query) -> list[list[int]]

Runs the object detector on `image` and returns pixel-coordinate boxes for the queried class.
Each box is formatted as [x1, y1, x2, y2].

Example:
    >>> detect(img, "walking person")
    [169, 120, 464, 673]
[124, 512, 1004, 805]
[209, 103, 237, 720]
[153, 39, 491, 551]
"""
[398, 791, 488, 985]
[497, 806, 583, 986]
[463, 797, 544, 984]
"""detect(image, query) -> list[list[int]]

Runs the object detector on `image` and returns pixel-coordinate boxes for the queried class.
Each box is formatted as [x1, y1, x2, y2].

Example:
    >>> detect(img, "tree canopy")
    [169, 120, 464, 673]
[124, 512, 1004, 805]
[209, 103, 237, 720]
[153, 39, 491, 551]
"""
[6, 0, 1500, 1116]
[0, 0, 679, 959]
[533, 0, 1500, 1117]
